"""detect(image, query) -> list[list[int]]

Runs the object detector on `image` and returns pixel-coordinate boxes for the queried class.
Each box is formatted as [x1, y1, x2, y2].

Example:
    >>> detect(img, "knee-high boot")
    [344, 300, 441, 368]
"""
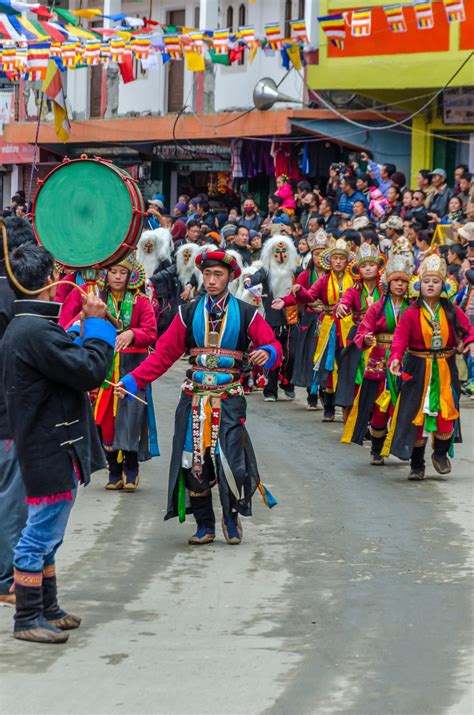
[322, 392, 335, 421]
[409, 444, 426, 480]
[42, 564, 81, 631]
[13, 568, 68, 643]
[432, 436, 452, 475]
[370, 430, 386, 465]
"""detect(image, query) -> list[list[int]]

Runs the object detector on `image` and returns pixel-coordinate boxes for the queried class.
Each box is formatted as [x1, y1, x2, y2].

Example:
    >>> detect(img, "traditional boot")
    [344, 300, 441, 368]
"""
[322, 392, 335, 422]
[123, 451, 140, 492]
[42, 564, 81, 631]
[105, 451, 123, 490]
[13, 568, 68, 643]
[408, 444, 426, 480]
[221, 512, 243, 545]
[370, 429, 387, 466]
[188, 492, 215, 545]
[431, 436, 452, 475]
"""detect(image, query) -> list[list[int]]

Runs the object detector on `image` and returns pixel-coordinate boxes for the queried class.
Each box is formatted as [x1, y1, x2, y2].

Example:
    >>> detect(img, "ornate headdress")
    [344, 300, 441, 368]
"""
[307, 229, 328, 251]
[380, 253, 413, 293]
[349, 243, 386, 279]
[195, 249, 241, 280]
[97, 253, 146, 291]
[320, 238, 355, 271]
[408, 253, 456, 300]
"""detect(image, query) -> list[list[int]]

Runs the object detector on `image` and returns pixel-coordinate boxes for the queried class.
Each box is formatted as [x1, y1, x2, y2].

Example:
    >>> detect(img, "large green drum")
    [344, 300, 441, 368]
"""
[32, 156, 146, 269]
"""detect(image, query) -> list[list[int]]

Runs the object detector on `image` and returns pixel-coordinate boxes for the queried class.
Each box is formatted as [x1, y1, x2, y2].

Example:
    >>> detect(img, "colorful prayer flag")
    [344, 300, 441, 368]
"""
[61, 41, 78, 68]
[212, 28, 229, 54]
[264, 22, 284, 50]
[238, 25, 255, 46]
[183, 48, 204, 71]
[0, 0, 40, 14]
[0, 40, 16, 71]
[443, 0, 465, 22]
[26, 40, 50, 79]
[414, 1, 434, 29]
[100, 42, 111, 64]
[163, 34, 181, 59]
[14, 41, 27, 72]
[318, 14, 346, 49]
[71, 8, 102, 19]
[188, 31, 204, 53]
[131, 34, 150, 60]
[110, 37, 125, 63]
[42, 58, 70, 142]
[290, 19, 308, 43]
[351, 9, 371, 37]
[84, 39, 100, 65]
[383, 4, 407, 32]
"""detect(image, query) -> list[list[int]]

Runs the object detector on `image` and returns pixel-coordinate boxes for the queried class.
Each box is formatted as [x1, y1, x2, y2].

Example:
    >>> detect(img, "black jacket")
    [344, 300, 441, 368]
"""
[0, 300, 115, 498]
[0, 273, 14, 439]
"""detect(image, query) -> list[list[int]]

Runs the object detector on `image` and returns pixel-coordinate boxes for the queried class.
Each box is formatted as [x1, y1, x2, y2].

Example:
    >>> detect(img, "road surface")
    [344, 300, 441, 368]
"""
[0, 366, 472, 715]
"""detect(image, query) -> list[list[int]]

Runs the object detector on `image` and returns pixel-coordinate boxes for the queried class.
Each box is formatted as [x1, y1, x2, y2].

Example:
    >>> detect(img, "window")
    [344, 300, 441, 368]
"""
[226, 6, 234, 31]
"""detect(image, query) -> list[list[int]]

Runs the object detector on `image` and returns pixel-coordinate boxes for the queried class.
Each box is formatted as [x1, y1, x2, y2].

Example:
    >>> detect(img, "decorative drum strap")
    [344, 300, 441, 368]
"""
[375, 333, 393, 348]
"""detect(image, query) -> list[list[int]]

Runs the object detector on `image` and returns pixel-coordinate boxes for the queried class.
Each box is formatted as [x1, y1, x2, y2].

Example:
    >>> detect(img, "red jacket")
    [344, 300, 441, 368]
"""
[389, 304, 474, 364]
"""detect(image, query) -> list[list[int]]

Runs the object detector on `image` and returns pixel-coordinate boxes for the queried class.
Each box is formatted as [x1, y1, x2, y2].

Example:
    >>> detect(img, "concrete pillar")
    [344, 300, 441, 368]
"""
[103, 0, 122, 29]
[410, 113, 433, 186]
[305, 0, 320, 46]
[199, 0, 218, 30]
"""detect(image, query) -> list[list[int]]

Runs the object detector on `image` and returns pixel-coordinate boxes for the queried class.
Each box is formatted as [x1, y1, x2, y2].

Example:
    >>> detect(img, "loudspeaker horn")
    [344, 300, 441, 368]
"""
[253, 77, 303, 111]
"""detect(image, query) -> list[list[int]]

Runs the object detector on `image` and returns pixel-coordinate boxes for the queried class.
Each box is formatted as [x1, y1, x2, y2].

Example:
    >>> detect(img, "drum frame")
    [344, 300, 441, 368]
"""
[32, 155, 146, 270]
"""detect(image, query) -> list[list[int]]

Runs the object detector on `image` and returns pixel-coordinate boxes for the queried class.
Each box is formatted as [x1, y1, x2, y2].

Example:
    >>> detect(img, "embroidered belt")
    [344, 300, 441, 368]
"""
[190, 347, 243, 360]
[121, 347, 148, 354]
[408, 349, 455, 359]
[376, 333, 393, 348]
[182, 379, 244, 398]
[320, 305, 334, 315]
[308, 301, 324, 311]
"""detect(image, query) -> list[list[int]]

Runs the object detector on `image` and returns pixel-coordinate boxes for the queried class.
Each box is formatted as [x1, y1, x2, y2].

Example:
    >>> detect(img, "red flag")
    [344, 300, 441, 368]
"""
[119, 54, 135, 84]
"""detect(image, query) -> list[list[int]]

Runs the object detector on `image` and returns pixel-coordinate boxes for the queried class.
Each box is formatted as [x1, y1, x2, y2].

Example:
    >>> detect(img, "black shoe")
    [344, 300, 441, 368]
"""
[408, 468, 425, 481]
[322, 411, 335, 422]
[370, 453, 384, 466]
[431, 452, 452, 475]
[43, 572, 81, 630]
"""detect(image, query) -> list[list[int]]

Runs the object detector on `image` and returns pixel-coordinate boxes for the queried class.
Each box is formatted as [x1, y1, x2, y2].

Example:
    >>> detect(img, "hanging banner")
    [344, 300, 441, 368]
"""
[290, 20, 308, 43]
[264, 22, 284, 49]
[443, 0, 465, 22]
[318, 14, 346, 49]
[383, 5, 407, 33]
[212, 28, 229, 54]
[351, 9, 371, 37]
[414, 1, 435, 30]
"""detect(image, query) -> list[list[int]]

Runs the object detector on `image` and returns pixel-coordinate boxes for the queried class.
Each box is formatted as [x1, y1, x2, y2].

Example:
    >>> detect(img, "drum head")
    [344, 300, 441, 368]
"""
[33, 160, 139, 269]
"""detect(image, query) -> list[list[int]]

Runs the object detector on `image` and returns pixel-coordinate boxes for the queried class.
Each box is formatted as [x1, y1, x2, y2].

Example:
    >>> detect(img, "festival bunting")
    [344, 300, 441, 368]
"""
[42, 57, 70, 141]
[414, 1, 435, 29]
[61, 40, 78, 68]
[212, 28, 229, 54]
[163, 34, 182, 59]
[0, 40, 16, 71]
[25, 38, 49, 78]
[383, 5, 407, 32]
[351, 9, 371, 36]
[318, 14, 346, 49]
[130, 34, 150, 60]
[264, 22, 284, 50]
[239, 25, 255, 45]
[290, 19, 308, 43]
[84, 39, 100, 65]
[443, 0, 465, 22]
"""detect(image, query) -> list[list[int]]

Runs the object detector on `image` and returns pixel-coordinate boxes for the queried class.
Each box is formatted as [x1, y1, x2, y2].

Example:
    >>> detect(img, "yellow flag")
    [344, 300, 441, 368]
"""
[287, 43, 302, 70]
[184, 49, 205, 71]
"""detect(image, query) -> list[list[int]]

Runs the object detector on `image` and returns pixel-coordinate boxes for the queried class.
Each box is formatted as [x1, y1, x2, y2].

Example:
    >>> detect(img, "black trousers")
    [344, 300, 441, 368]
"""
[263, 325, 297, 399]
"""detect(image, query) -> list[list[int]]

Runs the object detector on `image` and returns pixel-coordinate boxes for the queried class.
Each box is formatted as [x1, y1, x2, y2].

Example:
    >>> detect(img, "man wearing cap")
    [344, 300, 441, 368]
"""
[427, 169, 453, 221]
[116, 250, 282, 546]
[379, 215, 404, 255]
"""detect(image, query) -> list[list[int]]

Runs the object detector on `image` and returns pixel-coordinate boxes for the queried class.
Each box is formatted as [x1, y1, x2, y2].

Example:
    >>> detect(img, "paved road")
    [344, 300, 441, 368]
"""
[0, 366, 472, 715]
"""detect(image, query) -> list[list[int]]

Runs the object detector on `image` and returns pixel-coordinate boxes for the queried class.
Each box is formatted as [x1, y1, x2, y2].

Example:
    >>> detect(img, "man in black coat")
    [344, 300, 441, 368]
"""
[0, 243, 115, 644]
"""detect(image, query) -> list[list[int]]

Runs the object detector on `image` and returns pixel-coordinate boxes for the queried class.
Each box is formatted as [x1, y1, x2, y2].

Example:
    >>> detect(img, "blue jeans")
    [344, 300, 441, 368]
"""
[14, 483, 77, 573]
[0, 440, 27, 594]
